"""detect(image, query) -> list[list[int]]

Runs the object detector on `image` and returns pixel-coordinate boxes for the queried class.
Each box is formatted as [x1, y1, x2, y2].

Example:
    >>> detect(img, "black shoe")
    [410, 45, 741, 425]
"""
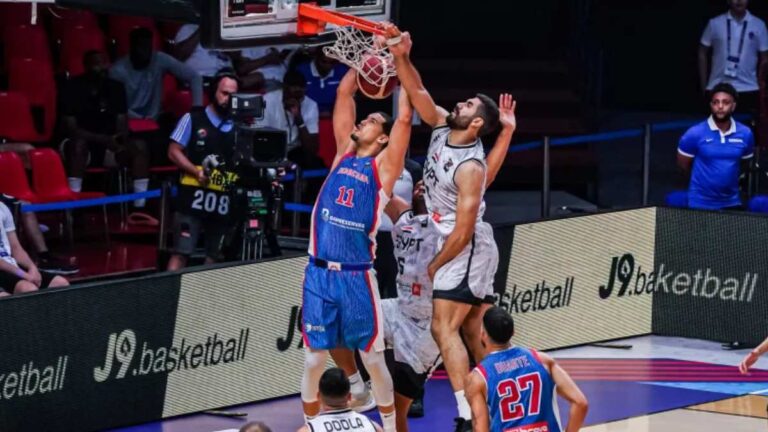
[453, 417, 472, 432]
[37, 254, 79, 275]
[408, 396, 424, 418]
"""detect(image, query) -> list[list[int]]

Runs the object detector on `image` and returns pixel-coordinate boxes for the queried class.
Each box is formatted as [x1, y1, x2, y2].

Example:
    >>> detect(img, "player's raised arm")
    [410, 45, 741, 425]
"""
[465, 370, 490, 432]
[383, 195, 411, 224]
[378, 87, 413, 194]
[332, 69, 359, 161]
[383, 25, 448, 128]
[539, 353, 588, 432]
[485, 94, 516, 187]
[427, 161, 484, 281]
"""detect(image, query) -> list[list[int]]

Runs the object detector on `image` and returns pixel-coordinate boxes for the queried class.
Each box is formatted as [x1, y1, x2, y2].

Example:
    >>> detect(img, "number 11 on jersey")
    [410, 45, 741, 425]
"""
[336, 186, 355, 208]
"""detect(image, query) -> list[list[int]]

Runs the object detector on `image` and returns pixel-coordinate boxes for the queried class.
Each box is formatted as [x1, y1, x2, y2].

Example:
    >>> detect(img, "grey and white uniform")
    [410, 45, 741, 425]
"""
[422, 125, 499, 305]
[307, 408, 378, 432]
[382, 211, 440, 375]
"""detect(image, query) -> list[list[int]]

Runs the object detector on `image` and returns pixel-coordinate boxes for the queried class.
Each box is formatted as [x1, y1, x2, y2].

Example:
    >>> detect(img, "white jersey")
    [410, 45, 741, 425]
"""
[307, 409, 378, 432]
[392, 211, 438, 321]
[423, 125, 487, 238]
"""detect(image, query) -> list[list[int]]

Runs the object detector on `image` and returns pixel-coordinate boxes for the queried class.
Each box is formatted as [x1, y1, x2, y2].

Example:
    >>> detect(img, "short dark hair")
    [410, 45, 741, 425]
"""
[239, 421, 272, 432]
[375, 111, 394, 136]
[283, 70, 307, 88]
[475, 93, 500, 136]
[711, 82, 739, 103]
[319, 367, 350, 400]
[129, 27, 153, 46]
[82, 50, 103, 67]
[483, 306, 515, 345]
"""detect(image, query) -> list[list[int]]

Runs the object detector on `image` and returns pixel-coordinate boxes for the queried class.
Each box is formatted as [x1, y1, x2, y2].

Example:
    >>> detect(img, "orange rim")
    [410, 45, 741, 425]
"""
[297, 3, 386, 36]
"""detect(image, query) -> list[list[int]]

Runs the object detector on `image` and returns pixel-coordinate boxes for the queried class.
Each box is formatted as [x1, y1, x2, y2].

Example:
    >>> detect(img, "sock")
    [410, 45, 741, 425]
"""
[133, 178, 149, 208]
[348, 371, 366, 397]
[381, 410, 396, 432]
[455, 390, 471, 420]
[68, 177, 83, 193]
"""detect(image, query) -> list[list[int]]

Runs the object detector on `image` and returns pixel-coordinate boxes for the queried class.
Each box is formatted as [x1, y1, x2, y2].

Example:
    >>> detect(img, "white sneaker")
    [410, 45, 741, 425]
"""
[350, 385, 377, 413]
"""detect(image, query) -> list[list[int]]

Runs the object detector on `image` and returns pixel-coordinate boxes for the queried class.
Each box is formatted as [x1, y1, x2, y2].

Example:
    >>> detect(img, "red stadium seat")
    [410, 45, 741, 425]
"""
[128, 119, 160, 133]
[48, 7, 99, 42]
[164, 89, 194, 119]
[0, 152, 40, 203]
[317, 118, 337, 168]
[28, 148, 106, 202]
[108, 15, 161, 58]
[8, 58, 57, 140]
[2, 24, 52, 67]
[0, 91, 42, 142]
[59, 25, 107, 76]
[0, 2, 34, 27]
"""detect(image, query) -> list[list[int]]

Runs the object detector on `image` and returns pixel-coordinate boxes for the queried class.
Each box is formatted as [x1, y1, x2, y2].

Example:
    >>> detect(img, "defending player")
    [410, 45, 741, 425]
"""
[380, 181, 440, 432]
[384, 24, 517, 431]
[466, 307, 589, 432]
[298, 368, 383, 432]
[300, 68, 413, 432]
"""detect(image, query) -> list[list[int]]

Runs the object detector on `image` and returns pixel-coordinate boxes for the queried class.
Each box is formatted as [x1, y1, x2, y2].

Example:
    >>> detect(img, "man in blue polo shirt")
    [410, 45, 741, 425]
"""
[677, 82, 754, 210]
[296, 49, 349, 115]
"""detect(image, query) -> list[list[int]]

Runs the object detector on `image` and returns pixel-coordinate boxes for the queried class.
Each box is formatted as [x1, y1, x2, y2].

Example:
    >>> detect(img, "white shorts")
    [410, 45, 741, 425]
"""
[382, 299, 441, 375]
[433, 222, 498, 305]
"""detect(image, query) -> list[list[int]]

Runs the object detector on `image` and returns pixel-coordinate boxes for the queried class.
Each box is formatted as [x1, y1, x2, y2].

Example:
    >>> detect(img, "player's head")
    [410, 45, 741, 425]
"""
[129, 27, 154, 70]
[728, 0, 748, 14]
[710, 82, 738, 122]
[446, 93, 500, 137]
[283, 70, 308, 104]
[209, 68, 240, 117]
[318, 367, 351, 409]
[351, 111, 393, 154]
[481, 306, 515, 349]
[239, 421, 272, 432]
[83, 50, 107, 78]
[412, 180, 427, 215]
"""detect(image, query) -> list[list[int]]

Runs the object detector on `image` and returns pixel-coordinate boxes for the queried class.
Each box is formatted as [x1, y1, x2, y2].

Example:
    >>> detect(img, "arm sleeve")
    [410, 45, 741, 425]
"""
[759, 22, 768, 52]
[303, 99, 320, 134]
[170, 113, 193, 148]
[678, 129, 699, 157]
[174, 23, 198, 44]
[1, 205, 15, 233]
[700, 20, 713, 47]
[744, 130, 755, 159]
[158, 52, 204, 106]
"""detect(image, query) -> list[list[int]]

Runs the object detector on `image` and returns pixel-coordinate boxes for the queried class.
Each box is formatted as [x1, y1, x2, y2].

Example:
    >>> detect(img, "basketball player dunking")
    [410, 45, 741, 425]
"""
[384, 24, 517, 431]
[300, 69, 413, 432]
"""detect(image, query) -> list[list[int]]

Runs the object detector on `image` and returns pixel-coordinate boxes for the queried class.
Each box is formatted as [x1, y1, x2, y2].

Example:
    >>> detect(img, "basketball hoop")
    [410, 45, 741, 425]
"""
[297, 3, 398, 88]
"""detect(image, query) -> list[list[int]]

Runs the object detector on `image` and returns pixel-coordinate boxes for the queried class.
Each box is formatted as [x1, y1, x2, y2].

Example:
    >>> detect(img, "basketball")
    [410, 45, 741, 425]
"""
[356, 55, 399, 99]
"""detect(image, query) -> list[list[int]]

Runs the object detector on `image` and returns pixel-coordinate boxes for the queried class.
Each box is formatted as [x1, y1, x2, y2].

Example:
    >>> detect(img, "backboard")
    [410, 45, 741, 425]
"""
[201, 0, 397, 50]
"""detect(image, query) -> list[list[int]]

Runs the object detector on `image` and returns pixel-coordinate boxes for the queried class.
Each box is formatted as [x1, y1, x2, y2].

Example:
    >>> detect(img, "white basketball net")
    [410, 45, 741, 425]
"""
[323, 26, 396, 88]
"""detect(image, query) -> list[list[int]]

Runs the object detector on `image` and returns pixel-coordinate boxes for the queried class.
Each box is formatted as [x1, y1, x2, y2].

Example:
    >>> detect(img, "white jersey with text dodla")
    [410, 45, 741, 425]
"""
[422, 125, 487, 238]
[307, 409, 378, 432]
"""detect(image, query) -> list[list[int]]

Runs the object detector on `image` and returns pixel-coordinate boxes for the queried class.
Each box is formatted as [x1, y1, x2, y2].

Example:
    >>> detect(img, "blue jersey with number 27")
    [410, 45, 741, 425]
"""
[309, 154, 387, 263]
[475, 346, 562, 432]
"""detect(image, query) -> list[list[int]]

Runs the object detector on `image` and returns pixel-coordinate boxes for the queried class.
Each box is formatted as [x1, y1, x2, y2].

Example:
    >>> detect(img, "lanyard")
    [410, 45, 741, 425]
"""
[727, 17, 749, 60]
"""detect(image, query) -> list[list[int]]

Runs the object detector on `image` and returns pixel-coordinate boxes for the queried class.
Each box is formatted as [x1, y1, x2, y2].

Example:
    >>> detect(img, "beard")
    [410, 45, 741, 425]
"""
[212, 101, 230, 118]
[446, 113, 471, 130]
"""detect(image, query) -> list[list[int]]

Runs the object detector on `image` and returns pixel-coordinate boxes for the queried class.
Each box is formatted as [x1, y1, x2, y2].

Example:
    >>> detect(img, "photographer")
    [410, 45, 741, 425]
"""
[166, 69, 240, 270]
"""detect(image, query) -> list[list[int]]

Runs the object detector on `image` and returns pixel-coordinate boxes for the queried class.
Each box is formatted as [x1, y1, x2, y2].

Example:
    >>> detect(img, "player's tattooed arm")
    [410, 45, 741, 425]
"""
[486, 94, 516, 187]
[465, 370, 490, 432]
[383, 24, 449, 128]
[332, 69, 359, 162]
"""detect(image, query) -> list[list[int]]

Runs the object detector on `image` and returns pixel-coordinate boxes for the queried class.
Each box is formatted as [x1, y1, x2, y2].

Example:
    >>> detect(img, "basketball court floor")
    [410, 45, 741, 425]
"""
[109, 335, 768, 432]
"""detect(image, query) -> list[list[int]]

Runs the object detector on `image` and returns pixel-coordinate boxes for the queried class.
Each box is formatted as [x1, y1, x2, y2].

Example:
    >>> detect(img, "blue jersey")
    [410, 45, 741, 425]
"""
[475, 346, 562, 432]
[678, 117, 754, 209]
[309, 154, 387, 263]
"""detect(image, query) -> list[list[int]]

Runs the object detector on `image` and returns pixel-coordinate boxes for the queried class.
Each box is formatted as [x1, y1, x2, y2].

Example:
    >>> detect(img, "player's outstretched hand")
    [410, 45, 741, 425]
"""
[739, 350, 760, 375]
[498, 93, 516, 132]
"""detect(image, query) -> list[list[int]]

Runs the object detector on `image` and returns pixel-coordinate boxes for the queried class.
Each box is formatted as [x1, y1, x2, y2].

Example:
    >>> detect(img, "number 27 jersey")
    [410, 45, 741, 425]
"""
[475, 346, 562, 432]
